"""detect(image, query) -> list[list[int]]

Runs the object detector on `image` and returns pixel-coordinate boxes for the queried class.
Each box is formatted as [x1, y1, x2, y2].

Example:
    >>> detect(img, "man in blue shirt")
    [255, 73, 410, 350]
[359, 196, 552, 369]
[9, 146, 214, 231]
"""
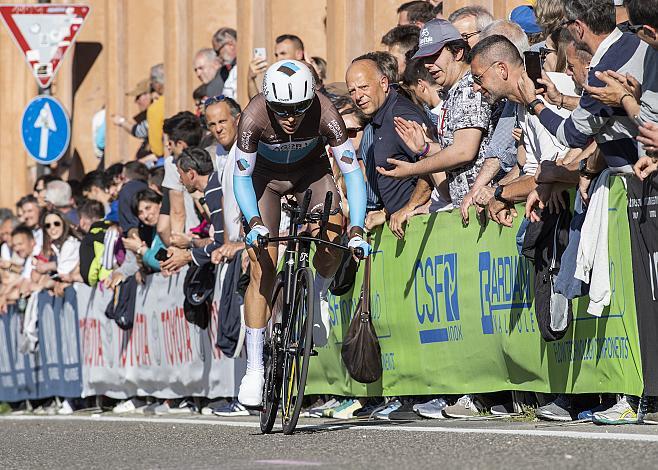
[346, 56, 434, 239]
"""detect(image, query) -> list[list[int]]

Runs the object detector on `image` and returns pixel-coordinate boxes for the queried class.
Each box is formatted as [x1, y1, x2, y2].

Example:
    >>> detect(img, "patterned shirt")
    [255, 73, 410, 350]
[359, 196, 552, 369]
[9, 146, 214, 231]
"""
[438, 71, 494, 206]
[358, 124, 383, 211]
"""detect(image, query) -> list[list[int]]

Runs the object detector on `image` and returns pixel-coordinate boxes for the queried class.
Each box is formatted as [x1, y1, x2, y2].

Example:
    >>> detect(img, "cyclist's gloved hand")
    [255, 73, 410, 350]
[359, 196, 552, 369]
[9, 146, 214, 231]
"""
[348, 235, 372, 258]
[245, 224, 269, 247]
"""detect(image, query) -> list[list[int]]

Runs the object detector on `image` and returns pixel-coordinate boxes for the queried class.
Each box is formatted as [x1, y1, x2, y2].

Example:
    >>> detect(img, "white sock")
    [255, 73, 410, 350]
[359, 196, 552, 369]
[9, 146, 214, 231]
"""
[312, 272, 334, 347]
[245, 326, 266, 373]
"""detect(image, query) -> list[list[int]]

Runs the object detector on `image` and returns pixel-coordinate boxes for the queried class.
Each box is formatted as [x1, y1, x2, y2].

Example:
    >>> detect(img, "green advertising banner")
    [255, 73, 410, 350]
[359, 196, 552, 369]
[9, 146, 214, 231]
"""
[306, 177, 644, 397]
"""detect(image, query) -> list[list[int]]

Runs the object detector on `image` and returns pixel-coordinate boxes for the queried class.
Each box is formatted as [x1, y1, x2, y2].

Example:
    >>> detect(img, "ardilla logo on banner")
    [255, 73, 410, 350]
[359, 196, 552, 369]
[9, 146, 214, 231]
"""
[478, 252, 534, 336]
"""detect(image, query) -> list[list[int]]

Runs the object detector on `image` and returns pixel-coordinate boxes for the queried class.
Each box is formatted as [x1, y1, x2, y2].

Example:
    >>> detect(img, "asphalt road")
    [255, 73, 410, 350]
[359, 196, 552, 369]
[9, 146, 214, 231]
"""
[2, 415, 658, 469]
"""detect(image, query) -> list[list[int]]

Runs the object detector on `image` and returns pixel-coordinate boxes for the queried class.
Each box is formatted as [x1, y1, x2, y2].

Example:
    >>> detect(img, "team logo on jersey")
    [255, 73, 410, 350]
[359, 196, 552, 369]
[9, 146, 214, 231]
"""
[340, 149, 355, 164]
[278, 61, 300, 76]
[240, 130, 253, 150]
[327, 119, 343, 141]
[237, 158, 250, 171]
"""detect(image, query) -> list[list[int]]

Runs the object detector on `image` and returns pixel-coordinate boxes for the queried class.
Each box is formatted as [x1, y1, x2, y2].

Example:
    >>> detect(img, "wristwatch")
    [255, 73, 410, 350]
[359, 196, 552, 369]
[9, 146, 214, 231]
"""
[527, 99, 544, 116]
[494, 185, 512, 205]
[578, 159, 601, 179]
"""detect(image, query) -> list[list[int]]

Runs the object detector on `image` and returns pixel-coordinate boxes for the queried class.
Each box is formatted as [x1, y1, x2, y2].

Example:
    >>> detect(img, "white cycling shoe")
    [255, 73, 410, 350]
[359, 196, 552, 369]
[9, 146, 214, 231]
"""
[238, 370, 265, 407]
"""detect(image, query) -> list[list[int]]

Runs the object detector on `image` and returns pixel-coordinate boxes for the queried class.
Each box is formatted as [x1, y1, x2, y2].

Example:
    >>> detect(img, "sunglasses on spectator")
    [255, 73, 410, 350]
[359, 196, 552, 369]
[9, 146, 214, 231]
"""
[461, 31, 481, 41]
[45, 221, 62, 229]
[472, 61, 500, 86]
[347, 127, 364, 138]
[203, 95, 227, 108]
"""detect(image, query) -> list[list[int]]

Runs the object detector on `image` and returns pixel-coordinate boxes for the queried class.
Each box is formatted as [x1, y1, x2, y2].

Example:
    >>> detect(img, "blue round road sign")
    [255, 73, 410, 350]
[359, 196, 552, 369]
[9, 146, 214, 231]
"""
[21, 95, 71, 164]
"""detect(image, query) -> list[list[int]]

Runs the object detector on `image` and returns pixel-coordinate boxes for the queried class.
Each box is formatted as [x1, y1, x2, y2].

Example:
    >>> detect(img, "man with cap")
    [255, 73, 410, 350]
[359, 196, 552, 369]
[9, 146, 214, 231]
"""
[509, 5, 543, 43]
[377, 18, 495, 210]
[111, 78, 154, 161]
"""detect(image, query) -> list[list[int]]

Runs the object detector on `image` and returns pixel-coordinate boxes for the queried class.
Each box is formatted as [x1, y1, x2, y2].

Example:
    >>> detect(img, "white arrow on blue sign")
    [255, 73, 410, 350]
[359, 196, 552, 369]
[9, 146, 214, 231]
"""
[21, 95, 71, 164]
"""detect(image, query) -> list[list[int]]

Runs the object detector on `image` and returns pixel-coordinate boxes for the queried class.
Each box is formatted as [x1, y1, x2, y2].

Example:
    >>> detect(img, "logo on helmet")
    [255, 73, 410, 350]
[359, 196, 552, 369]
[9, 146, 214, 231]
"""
[277, 61, 301, 76]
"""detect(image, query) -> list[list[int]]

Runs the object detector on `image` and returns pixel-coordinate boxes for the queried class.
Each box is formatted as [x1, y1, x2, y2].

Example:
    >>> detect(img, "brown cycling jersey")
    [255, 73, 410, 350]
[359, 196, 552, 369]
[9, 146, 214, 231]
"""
[236, 92, 349, 165]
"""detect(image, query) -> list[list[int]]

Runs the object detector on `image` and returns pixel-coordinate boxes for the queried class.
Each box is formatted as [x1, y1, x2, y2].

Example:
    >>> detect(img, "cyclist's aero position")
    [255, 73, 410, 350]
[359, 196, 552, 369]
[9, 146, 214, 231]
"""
[233, 59, 371, 406]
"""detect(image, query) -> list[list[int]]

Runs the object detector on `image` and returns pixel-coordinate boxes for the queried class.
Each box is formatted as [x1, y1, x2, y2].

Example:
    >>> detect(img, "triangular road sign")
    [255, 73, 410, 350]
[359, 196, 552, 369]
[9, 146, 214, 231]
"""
[0, 4, 90, 89]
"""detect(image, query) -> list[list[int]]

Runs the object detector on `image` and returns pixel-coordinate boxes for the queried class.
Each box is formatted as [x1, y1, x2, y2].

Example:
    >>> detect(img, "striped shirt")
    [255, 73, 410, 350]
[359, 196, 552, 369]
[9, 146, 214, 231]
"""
[359, 124, 384, 211]
[538, 29, 651, 168]
[191, 171, 224, 266]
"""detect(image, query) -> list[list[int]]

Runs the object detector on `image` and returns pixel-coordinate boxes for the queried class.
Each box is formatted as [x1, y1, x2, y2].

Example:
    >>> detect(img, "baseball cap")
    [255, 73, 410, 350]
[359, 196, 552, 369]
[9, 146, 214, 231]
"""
[126, 78, 150, 97]
[412, 19, 463, 59]
[613, 0, 624, 6]
[509, 5, 542, 35]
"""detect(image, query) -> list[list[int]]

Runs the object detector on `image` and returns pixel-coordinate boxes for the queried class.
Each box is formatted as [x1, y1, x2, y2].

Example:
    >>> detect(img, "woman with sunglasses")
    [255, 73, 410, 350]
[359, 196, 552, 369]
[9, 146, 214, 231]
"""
[33, 209, 81, 286]
[231, 58, 371, 408]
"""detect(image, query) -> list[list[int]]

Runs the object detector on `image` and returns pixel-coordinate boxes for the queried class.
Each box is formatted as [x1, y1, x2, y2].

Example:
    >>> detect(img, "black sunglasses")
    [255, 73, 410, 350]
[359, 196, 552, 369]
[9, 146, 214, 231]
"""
[266, 98, 314, 118]
[346, 127, 364, 138]
[44, 221, 62, 229]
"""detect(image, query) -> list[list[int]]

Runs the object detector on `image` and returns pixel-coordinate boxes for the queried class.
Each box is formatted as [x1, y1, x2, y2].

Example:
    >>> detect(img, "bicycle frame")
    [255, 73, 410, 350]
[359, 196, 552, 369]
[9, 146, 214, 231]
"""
[259, 189, 363, 434]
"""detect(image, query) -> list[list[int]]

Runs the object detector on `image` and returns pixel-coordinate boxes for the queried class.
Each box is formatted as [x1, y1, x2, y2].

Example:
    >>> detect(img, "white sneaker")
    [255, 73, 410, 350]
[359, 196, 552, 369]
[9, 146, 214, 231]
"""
[238, 370, 265, 407]
[112, 399, 135, 414]
[168, 399, 197, 414]
[58, 399, 74, 415]
[201, 399, 229, 416]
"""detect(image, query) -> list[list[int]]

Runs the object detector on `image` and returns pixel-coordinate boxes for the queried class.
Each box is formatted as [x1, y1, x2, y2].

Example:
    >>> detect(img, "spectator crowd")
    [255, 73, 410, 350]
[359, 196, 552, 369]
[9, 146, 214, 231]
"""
[2, 0, 658, 424]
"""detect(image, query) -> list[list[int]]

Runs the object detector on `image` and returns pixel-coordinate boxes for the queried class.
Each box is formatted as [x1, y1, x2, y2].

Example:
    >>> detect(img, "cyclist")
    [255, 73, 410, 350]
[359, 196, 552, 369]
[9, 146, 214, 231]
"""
[233, 59, 371, 406]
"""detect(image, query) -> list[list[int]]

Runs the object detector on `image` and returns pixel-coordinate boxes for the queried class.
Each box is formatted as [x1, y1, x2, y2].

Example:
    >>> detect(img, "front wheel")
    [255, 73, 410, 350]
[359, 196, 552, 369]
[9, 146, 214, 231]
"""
[281, 267, 315, 435]
[260, 274, 284, 434]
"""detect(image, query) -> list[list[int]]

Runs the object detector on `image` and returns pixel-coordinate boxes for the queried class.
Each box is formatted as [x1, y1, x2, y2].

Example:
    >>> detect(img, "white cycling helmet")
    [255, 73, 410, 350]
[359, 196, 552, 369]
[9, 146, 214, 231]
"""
[262, 59, 315, 116]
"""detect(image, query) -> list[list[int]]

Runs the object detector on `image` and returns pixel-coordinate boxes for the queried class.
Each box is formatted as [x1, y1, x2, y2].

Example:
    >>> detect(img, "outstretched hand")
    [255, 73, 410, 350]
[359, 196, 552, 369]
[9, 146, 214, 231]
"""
[583, 70, 639, 107]
[377, 158, 416, 179]
[394, 117, 426, 155]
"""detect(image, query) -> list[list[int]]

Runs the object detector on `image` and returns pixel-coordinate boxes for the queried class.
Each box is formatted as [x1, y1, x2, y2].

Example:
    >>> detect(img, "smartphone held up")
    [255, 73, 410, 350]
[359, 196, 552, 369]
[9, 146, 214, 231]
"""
[524, 51, 543, 91]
